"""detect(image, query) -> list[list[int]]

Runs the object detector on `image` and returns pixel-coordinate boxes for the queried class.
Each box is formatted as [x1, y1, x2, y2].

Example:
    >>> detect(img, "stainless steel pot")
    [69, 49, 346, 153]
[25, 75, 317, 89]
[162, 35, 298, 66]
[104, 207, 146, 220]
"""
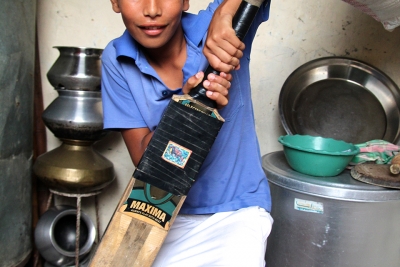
[47, 47, 102, 91]
[35, 206, 96, 266]
[42, 89, 106, 141]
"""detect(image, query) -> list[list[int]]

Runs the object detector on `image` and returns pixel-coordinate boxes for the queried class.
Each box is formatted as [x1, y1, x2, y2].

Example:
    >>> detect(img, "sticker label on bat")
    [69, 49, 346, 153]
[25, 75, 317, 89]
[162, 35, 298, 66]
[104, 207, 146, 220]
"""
[124, 198, 171, 227]
[162, 141, 192, 169]
[121, 182, 178, 229]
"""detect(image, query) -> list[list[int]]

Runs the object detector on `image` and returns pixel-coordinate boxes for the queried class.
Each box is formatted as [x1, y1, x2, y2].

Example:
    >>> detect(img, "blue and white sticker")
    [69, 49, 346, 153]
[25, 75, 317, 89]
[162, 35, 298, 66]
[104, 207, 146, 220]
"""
[162, 141, 192, 169]
[294, 198, 324, 214]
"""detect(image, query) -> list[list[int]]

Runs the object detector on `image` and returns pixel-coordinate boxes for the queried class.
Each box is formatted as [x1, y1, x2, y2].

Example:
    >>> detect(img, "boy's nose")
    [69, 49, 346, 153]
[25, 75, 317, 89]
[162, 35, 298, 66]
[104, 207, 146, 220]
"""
[144, 0, 162, 18]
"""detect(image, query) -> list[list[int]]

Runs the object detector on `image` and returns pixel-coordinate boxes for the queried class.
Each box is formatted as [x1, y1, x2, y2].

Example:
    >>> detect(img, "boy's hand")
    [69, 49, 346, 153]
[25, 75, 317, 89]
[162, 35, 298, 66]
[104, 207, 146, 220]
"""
[203, 0, 245, 73]
[183, 71, 232, 109]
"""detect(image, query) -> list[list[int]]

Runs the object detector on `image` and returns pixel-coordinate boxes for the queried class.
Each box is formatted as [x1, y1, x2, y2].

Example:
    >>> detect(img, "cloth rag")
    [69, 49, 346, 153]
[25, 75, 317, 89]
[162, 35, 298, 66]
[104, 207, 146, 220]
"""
[350, 139, 400, 165]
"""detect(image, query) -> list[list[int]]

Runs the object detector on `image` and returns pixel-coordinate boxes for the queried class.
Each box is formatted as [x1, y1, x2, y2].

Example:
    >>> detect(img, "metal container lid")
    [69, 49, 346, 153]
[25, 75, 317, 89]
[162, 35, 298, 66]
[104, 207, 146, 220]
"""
[263, 151, 400, 202]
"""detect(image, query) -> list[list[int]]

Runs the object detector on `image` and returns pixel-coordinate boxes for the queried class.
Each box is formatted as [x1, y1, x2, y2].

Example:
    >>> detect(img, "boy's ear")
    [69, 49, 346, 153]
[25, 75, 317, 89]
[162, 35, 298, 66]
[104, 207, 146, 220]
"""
[110, 0, 121, 13]
[183, 0, 190, 11]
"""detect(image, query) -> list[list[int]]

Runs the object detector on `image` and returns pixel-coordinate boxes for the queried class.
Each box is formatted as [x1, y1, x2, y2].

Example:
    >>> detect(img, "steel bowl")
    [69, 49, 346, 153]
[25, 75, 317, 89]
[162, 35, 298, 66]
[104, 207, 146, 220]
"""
[35, 206, 96, 266]
[279, 57, 400, 144]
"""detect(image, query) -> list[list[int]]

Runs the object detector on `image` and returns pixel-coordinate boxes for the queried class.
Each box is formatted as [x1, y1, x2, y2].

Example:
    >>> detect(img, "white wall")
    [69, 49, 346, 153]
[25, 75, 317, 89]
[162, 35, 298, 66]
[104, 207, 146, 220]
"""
[37, 0, 400, 236]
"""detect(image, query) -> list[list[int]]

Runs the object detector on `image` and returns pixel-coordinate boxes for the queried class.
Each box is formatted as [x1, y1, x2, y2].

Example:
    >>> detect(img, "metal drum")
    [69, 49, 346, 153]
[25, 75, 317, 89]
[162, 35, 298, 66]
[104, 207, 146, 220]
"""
[263, 151, 400, 267]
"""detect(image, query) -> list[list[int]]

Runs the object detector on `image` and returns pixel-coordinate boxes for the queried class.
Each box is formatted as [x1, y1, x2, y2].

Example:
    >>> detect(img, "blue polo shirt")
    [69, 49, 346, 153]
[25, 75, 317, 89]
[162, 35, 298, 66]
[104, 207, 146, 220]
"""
[101, 0, 272, 214]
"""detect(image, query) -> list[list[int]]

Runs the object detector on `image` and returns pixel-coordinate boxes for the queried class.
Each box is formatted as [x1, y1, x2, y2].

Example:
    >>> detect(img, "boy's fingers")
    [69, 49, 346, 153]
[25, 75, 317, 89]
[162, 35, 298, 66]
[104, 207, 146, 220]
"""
[207, 73, 231, 90]
[204, 80, 229, 97]
[229, 56, 240, 67]
[206, 91, 228, 108]
[182, 72, 204, 94]
[183, 71, 230, 109]
[219, 72, 233, 81]
[206, 27, 245, 56]
[207, 55, 239, 73]
[215, 53, 242, 72]
[204, 41, 245, 73]
[216, 42, 244, 61]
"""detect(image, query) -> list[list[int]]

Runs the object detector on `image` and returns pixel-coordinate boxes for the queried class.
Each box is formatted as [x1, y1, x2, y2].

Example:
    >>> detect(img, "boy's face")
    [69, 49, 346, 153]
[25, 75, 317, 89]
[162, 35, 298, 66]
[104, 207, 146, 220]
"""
[111, 0, 190, 49]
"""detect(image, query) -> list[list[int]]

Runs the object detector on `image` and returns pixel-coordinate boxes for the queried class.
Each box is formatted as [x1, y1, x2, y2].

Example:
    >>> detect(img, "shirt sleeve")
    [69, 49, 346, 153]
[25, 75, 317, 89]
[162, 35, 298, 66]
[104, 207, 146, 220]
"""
[101, 43, 147, 130]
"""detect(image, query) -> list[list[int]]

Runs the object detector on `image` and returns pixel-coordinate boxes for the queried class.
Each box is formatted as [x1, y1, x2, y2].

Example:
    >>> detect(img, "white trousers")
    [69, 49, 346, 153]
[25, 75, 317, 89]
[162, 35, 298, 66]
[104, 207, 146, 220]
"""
[152, 206, 273, 267]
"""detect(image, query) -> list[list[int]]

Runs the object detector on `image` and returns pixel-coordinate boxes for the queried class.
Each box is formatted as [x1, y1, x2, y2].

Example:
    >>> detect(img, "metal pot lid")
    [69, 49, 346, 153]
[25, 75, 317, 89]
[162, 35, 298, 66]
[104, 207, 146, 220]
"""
[279, 57, 400, 144]
[263, 151, 400, 202]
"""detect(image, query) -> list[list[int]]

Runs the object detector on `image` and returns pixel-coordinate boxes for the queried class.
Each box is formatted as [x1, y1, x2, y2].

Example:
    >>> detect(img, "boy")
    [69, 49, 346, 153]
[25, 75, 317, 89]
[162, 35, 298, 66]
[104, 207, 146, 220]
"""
[101, 0, 273, 266]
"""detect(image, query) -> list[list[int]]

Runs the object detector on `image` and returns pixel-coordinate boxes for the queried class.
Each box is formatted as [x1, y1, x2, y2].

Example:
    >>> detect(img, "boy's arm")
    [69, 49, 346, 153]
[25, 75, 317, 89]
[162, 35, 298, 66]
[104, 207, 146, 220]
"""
[204, 0, 245, 73]
[121, 127, 153, 166]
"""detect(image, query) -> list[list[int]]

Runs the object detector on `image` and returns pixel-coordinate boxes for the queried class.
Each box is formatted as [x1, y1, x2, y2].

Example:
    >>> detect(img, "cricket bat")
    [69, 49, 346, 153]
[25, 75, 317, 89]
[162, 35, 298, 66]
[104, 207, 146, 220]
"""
[89, 1, 265, 266]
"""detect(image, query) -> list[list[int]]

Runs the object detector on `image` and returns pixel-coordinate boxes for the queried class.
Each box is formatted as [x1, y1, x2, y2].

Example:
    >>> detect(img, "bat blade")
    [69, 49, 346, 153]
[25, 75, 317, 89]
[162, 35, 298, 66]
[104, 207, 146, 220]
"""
[89, 178, 185, 267]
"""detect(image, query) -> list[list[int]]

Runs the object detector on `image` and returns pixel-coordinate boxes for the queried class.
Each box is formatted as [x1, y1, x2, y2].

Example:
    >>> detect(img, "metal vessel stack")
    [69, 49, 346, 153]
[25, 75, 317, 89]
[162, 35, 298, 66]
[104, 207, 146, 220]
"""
[33, 47, 115, 266]
[34, 46, 114, 194]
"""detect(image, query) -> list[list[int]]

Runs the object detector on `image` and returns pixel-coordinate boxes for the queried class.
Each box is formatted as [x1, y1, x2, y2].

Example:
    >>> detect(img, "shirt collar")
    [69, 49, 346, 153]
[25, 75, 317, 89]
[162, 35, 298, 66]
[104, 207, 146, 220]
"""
[114, 30, 139, 59]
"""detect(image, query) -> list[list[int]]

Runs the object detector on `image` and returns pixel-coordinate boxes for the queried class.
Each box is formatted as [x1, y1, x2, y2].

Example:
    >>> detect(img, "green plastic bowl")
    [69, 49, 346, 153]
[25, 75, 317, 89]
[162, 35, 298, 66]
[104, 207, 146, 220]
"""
[278, 135, 360, 177]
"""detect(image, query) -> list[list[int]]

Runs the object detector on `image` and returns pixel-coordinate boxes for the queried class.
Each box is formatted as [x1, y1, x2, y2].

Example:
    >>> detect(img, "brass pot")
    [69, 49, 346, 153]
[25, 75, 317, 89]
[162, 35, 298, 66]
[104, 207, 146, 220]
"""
[33, 140, 115, 193]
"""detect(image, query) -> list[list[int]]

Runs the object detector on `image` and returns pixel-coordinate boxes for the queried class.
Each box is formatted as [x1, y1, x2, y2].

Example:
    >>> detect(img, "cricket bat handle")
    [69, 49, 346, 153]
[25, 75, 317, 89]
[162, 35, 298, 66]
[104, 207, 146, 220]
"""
[189, 0, 266, 108]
